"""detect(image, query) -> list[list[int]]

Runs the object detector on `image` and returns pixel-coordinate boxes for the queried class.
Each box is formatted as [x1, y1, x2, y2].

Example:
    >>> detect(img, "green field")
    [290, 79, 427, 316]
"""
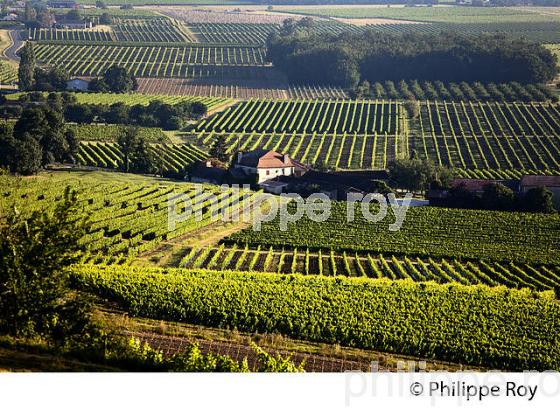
[7, 92, 230, 110]
[73, 264, 560, 371]
[225, 201, 560, 265]
[69, 123, 169, 142]
[282, 5, 560, 24]
[0, 171, 258, 263]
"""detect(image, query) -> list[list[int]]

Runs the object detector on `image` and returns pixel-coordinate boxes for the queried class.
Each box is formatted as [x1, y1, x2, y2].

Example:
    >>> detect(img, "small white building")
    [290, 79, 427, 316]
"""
[66, 77, 90, 91]
[234, 149, 295, 184]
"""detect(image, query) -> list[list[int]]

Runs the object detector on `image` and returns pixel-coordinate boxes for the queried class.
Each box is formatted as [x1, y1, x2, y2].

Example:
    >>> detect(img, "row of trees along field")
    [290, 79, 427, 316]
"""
[267, 22, 558, 89]
[0, 100, 191, 175]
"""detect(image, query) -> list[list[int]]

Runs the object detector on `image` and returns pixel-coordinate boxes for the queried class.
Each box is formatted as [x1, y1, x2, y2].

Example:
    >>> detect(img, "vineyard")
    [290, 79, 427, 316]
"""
[33, 43, 268, 78]
[28, 18, 193, 44]
[415, 101, 560, 172]
[283, 6, 558, 24]
[0, 60, 17, 84]
[77, 142, 206, 175]
[73, 264, 560, 371]
[189, 131, 403, 169]
[195, 99, 404, 135]
[0, 172, 258, 263]
[176, 244, 560, 293]
[137, 78, 347, 99]
[225, 201, 560, 265]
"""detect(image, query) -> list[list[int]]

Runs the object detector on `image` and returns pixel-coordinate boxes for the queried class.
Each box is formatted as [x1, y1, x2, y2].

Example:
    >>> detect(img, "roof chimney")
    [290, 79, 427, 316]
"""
[237, 152, 243, 163]
[283, 154, 289, 164]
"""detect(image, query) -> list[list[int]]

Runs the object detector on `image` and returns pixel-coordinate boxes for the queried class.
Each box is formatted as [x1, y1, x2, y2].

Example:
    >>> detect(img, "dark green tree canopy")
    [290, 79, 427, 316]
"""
[268, 29, 558, 88]
[90, 65, 138, 93]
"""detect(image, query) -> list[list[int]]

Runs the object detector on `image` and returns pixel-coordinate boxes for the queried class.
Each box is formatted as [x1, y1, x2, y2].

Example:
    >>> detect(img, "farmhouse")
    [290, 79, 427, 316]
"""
[233, 149, 297, 184]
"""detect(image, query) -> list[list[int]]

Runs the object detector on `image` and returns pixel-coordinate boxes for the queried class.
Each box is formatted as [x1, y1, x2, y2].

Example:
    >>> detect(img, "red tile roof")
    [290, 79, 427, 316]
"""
[520, 175, 560, 188]
[239, 150, 294, 169]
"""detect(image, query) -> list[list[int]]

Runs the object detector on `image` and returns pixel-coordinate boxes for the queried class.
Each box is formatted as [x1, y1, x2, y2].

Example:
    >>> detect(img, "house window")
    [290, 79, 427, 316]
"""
[266, 170, 270, 175]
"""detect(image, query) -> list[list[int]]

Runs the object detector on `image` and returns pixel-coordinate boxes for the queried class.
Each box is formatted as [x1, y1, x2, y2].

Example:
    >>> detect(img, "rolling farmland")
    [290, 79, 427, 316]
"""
[3, 4, 560, 376]
[0, 172, 259, 263]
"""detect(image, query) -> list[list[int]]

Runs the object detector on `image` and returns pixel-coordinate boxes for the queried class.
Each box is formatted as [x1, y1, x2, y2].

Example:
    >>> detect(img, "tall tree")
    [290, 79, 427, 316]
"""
[18, 42, 35, 91]
[117, 127, 157, 174]
[0, 186, 89, 339]
[521, 187, 556, 213]
[209, 134, 229, 162]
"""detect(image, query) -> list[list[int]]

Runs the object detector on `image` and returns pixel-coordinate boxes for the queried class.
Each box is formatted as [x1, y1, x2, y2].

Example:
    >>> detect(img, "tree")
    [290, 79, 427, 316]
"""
[209, 134, 229, 162]
[34, 67, 69, 91]
[66, 9, 81, 22]
[117, 128, 157, 174]
[11, 134, 43, 175]
[96, 0, 108, 9]
[354, 80, 371, 98]
[13, 107, 76, 166]
[90, 65, 138, 93]
[481, 183, 515, 211]
[0, 186, 89, 339]
[104, 102, 131, 124]
[99, 12, 112, 25]
[404, 100, 420, 120]
[520, 187, 556, 213]
[36, 9, 55, 28]
[18, 42, 35, 91]
[388, 157, 431, 193]
[64, 103, 96, 124]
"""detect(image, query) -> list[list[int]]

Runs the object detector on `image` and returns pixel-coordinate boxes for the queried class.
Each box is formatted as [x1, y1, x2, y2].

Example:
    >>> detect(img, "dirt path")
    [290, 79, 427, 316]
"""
[3, 30, 22, 62]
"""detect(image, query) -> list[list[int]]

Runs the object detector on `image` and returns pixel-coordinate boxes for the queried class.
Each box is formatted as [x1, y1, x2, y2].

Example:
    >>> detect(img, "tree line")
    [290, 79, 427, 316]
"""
[267, 21, 558, 89]
[0, 92, 207, 175]
[5, 91, 207, 130]
[388, 157, 556, 213]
